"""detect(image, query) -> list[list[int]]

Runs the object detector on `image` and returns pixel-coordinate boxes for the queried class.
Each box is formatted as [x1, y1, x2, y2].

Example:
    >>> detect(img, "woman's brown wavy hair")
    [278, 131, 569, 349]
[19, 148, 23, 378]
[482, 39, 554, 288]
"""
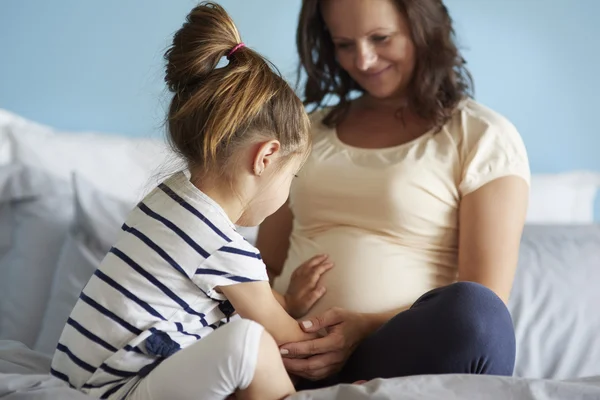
[296, 0, 474, 131]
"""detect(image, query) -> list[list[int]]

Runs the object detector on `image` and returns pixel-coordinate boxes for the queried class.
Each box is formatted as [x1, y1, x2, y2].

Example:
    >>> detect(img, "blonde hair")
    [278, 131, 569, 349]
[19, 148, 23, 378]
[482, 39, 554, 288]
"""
[164, 2, 311, 179]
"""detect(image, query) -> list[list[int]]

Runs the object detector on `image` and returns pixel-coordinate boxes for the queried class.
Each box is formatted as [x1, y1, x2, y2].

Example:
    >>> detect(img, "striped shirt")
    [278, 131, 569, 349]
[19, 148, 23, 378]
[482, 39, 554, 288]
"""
[51, 171, 268, 399]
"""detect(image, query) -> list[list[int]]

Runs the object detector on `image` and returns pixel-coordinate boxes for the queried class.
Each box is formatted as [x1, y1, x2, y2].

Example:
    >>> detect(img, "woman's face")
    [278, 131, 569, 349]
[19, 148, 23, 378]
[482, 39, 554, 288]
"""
[321, 0, 416, 100]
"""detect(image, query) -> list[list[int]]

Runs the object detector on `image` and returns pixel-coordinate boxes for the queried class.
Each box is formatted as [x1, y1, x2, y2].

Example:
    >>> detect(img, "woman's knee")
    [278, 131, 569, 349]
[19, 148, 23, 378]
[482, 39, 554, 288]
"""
[443, 282, 516, 374]
[446, 282, 510, 318]
[440, 282, 513, 333]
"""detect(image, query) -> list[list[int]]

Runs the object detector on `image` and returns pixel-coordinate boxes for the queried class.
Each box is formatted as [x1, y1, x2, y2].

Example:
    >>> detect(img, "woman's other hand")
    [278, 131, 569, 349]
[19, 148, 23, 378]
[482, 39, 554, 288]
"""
[284, 255, 334, 319]
[279, 307, 371, 381]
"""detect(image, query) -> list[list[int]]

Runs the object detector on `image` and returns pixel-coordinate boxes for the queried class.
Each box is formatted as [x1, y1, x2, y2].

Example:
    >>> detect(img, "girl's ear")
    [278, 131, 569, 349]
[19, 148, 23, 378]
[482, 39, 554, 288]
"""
[252, 140, 281, 176]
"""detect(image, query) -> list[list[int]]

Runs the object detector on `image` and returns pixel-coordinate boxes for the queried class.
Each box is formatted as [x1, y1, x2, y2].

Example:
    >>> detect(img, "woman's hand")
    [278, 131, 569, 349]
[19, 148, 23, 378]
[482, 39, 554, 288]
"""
[284, 255, 334, 319]
[279, 307, 371, 381]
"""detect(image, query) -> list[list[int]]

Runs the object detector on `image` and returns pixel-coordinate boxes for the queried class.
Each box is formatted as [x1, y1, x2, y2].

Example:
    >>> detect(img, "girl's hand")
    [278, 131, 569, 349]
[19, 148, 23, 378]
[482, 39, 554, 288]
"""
[284, 255, 333, 319]
[279, 307, 371, 381]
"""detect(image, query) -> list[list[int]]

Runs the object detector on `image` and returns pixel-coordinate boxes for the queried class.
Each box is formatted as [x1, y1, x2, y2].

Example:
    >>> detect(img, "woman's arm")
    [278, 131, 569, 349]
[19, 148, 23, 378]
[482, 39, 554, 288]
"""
[457, 176, 529, 304]
[219, 281, 317, 346]
[256, 201, 294, 283]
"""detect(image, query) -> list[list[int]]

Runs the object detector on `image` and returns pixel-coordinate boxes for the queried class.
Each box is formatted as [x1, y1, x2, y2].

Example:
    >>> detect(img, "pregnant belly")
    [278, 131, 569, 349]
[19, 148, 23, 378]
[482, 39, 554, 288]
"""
[273, 228, 457, 317]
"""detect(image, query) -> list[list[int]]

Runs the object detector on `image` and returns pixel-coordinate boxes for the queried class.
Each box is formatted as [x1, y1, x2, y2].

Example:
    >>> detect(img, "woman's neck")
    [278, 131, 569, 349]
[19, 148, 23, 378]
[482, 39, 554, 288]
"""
[354, 93, 432, 132]
[358, 93, 410, 112]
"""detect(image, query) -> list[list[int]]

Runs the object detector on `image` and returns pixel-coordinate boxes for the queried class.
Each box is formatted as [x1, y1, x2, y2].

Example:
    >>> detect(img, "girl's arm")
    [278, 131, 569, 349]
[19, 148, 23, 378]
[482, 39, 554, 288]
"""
[219, 281, 318, 345]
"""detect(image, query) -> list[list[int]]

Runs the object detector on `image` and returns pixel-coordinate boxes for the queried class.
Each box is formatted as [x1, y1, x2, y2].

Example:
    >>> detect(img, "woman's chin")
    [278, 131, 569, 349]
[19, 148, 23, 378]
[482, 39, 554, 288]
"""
[363, 85, 404, 101]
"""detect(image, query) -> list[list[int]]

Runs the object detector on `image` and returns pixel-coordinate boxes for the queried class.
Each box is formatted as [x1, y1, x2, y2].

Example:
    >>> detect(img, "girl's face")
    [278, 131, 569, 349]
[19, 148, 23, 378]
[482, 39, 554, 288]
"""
[237, 153, 303, 227]
[322, 0, 416, 99]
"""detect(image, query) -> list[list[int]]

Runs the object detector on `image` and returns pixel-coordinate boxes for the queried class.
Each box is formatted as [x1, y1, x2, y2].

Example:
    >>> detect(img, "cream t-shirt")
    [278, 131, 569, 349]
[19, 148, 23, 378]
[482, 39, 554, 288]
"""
[273, 98, 530, 316]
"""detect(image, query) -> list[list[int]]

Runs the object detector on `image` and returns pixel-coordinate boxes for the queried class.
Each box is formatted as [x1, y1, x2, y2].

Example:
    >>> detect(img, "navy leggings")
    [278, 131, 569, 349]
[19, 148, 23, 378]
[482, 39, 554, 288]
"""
[298, 282, 516, 389]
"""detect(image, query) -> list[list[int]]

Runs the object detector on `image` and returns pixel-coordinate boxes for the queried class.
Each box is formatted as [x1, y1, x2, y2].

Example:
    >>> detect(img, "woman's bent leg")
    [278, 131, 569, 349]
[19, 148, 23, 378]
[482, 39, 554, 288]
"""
[340, 282, 516, 383]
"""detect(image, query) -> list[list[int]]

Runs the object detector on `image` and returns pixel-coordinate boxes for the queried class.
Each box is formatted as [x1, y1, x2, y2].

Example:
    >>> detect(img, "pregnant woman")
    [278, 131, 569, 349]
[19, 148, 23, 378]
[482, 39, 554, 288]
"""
[256, 0, 530, 389]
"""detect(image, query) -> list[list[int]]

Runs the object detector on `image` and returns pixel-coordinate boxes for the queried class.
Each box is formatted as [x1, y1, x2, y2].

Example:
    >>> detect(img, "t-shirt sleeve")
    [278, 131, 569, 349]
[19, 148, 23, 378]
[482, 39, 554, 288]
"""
[459, 113, 531, 196]
[193, 239, 269, 301]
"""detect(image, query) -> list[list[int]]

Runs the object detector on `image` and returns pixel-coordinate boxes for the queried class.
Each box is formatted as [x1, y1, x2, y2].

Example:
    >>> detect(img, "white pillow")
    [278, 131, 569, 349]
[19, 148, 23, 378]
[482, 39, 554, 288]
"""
[510, 225, 600, 379]
[0, 128, 12, 166]
[35, 173, 133, 355]
[0, 166, 74, 348]
[0, 109, 16, 165]
[527, 172, 600, 224]
[34, 232, 110, 356]
[1, 108, 177, 204]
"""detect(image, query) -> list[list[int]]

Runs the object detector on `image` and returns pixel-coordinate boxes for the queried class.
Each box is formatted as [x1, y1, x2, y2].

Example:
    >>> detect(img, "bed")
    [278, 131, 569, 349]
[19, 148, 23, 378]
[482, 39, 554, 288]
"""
[1, 109, 599, 399]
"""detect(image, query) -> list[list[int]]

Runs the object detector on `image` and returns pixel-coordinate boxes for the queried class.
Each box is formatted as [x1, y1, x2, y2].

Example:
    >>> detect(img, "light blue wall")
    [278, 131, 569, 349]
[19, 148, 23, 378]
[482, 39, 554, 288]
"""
[0, 0, 301, 140]
[1, 0, 599, 175]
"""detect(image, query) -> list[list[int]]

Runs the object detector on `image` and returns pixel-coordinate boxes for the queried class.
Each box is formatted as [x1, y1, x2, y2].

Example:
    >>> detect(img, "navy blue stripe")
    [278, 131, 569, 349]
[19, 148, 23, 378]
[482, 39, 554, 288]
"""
[195, 268, 228, 276]
[80, 292, 142, 335]
[94, 269, 166, 321]
[159, 183, 231, 242]
[109, 247, 208, 326]
[56, 343, 96, 374]
[83, 377, 124, 390]
[195, 268, 257, 283]
[50, 367, 74, 388]
[220, 246, 262, 260]
[100, 363, 137, 378]
[67, 318, 142, 355]
[138, 202, 210, 258]
[175, 322, 201, 340]
[122, 223, 190, 279]
[67, 318, 118, 353]
[124, 345, 144, 354]
[100, 382, 127, 399]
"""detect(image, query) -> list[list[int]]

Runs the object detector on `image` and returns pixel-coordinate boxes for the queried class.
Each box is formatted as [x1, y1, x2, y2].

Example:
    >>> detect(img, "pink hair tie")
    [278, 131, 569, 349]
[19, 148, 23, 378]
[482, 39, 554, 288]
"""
[227, 43, 245, 60]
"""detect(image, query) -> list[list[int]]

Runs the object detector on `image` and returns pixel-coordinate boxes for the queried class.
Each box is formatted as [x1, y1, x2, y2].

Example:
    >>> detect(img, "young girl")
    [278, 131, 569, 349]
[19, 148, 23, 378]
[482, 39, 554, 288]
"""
[50, 3, 333, 399]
